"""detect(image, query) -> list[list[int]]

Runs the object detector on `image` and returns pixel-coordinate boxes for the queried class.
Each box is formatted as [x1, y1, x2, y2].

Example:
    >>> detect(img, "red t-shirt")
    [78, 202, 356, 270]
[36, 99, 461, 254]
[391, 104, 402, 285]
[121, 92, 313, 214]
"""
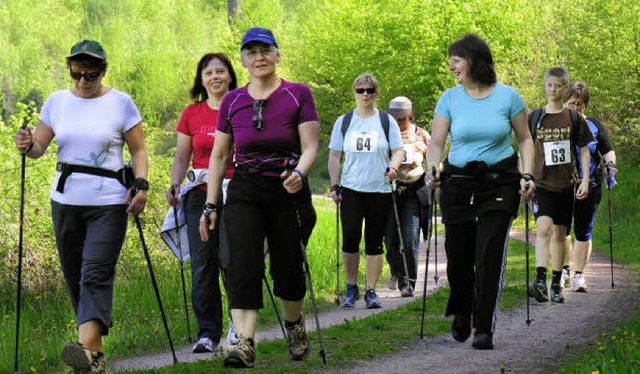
[177, 101, 234, 189]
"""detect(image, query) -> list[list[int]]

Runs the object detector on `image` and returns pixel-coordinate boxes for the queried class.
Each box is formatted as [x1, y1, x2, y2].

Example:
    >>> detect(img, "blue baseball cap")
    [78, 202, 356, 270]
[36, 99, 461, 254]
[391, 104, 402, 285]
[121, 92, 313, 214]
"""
[241, 27, 278, 50]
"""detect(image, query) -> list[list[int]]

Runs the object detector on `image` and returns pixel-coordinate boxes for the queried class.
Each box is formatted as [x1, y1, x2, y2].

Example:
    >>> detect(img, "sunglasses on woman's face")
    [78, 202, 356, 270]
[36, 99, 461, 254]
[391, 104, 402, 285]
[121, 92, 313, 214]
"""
[69, 69, 102, 82]
[355, 88, 376, 95]
[252, 99, 267, 131]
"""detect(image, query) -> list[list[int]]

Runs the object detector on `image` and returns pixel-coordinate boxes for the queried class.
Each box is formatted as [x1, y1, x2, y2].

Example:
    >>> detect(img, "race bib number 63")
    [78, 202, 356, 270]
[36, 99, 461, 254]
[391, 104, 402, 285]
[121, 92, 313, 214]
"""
[543, 140, 571, 166]
[349, 131, 379, 153]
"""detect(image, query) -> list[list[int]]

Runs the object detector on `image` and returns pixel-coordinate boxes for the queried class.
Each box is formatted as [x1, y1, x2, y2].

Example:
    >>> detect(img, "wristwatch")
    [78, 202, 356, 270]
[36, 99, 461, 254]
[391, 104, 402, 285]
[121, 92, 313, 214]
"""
[293, 168, 307, 184]
[203, 203, 219, 217]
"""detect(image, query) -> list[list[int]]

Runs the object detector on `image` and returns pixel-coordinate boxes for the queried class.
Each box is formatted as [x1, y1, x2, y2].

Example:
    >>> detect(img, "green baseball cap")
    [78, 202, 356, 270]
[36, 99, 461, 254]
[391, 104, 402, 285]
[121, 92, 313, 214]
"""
[67, 40, 107, 60]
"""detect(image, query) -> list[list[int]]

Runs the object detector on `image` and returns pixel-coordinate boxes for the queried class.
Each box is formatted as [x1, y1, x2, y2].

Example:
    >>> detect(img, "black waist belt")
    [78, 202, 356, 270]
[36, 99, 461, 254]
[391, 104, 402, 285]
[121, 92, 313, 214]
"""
[56, 162, 133, 193]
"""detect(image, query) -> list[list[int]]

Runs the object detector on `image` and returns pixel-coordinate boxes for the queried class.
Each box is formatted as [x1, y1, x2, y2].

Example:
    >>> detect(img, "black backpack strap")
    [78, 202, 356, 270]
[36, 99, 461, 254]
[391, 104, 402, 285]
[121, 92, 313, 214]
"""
[379, 110, 390, 142]
[529, 108, 544, 140]
[341, 110, 354, 138]
[568, 108, 580, 128]
[379, 110, 392, 158]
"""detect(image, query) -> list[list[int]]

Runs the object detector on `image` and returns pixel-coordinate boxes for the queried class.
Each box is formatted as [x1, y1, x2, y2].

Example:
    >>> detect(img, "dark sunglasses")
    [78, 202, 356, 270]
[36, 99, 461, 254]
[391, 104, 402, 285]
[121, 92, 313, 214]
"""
[69, 69, 102, 81]
[355, 88, 376, 95]
[252, 99, 267, 131]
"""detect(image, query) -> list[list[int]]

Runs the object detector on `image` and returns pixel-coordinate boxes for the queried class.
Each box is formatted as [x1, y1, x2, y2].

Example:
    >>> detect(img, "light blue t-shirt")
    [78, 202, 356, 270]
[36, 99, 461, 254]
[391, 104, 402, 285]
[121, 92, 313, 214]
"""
[329, 110, 403, 193]
[434, 83, 525, 168]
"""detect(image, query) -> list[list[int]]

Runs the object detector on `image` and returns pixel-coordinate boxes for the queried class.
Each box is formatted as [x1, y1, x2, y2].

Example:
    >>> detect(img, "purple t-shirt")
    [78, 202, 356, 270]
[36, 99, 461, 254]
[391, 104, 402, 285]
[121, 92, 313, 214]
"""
[218, 79, 319, 176]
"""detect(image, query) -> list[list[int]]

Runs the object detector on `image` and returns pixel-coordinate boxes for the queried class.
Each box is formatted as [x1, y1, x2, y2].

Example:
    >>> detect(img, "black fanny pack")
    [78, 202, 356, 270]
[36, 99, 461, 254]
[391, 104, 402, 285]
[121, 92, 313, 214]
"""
[56, 162, 134, 193]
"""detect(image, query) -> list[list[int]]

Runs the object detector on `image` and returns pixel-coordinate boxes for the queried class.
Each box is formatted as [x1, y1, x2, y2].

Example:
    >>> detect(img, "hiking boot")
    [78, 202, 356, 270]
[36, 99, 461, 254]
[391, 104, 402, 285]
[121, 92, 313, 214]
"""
[193, 336, 217, 353]
[223, 336, 255, 368]
[550, 283, 565, 303]
[561, 268, 571, 289]
[387, 275, 398, 290]
[472, 331, 494, 350]
[62, 342, 93, 373]
[89, 352, 106, 373]
[573, 273, 587, 292]
[286, 314, 310, 361]
[527, 279, 549, 303]
[227, 321, 239, 345]
[341, 284, 359, 308]
[364, 288, 382, 309]
[451, 315, 472, 342]
[400, 285, 414, 297]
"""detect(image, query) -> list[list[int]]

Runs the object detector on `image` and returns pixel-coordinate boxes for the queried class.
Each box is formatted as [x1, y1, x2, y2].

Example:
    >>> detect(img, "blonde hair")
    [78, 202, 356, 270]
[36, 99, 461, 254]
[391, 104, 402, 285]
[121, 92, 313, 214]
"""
[352, 72, 379, 94]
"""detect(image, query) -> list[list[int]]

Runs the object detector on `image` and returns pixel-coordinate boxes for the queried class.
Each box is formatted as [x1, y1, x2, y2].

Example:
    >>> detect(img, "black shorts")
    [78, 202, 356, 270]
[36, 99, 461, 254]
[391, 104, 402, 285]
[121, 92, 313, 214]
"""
[531, 187, 574, 227]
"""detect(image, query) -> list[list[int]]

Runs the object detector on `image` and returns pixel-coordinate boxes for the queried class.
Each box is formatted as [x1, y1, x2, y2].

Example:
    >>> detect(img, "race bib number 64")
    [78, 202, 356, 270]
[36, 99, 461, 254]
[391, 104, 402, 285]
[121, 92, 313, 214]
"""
[349, 131, 379, 153]
[543, 140, 571, 166]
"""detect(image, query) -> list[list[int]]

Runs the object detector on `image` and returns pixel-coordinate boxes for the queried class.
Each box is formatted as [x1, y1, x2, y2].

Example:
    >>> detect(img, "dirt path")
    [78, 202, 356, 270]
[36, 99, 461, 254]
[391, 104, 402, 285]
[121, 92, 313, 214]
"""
[111, 228, 640, 373]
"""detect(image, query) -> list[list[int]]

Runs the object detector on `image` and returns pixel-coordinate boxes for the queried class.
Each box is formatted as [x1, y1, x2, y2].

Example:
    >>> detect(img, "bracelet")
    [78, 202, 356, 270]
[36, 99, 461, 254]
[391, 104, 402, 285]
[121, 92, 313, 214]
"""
[293, 168, 307, 183]
[522, 173, 535, 182]
[606, 161, 617, 168]
[169, 183, 180, 193]
[330, 184, 340, 193]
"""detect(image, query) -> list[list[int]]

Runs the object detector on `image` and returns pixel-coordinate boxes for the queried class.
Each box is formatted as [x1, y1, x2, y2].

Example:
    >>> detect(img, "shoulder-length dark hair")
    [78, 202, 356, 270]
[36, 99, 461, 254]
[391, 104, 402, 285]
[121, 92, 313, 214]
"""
[190, 53, 238, 102]
[448, 33, 497, 85]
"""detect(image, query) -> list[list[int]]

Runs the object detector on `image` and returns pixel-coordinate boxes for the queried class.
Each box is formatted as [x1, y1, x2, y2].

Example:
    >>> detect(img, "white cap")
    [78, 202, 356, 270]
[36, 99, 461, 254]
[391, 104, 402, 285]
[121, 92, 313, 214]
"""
[389, 96, 412, 110]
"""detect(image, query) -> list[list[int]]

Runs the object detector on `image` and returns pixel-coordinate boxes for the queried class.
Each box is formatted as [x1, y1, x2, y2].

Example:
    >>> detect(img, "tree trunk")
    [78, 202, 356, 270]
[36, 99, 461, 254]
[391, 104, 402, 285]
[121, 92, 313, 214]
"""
[228, 0, 240, 22]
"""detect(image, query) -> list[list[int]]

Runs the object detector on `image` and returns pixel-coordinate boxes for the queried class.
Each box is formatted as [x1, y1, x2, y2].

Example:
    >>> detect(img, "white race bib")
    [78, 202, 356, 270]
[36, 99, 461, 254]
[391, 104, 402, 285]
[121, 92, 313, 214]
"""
[401, 144, 414, 165]
[349, 131, 378, 153]
[543, 140, 571, 166]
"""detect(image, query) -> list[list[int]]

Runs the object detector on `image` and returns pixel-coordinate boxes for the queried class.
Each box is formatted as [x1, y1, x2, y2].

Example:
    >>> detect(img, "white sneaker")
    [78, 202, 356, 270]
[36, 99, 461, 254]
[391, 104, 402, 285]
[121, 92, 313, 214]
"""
[227, 321, 239, 345]
[193, 337, 216, 353]
[573, 273, 587, 292]
[561, 268, 571, 289]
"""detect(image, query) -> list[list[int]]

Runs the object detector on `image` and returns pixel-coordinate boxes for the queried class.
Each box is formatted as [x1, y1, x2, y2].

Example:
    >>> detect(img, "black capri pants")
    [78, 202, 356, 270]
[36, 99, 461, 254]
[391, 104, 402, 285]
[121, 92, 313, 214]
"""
[340, 187, 392, 256]
[224, 173, 316, 310]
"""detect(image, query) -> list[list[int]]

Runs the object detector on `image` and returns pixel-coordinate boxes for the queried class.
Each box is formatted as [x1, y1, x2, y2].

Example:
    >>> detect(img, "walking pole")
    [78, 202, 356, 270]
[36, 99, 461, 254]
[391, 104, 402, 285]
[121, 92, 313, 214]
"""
[335, 203, 341, 306]
[14, 120, 29, 373]
[293, 200, 327, 364]
[171, 190, 192, 343]
[525, 201, 532, 326]
[433, 188, 439, 285]
[420, 186, 436, 340]
[388, 177, 415, 289]
[263, 276, 287, 338]
[606, 169, 615, 289]
[133, 194, 177, 364]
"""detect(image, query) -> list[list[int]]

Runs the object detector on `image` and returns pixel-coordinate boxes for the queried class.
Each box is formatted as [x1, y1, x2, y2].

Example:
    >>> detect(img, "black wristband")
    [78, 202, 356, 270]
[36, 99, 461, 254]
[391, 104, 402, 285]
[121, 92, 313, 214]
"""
[606, 161, 617, 168]
[522, 173, 534, 182]
[330, 184, 341, 194]
[133, 178, 149, 191]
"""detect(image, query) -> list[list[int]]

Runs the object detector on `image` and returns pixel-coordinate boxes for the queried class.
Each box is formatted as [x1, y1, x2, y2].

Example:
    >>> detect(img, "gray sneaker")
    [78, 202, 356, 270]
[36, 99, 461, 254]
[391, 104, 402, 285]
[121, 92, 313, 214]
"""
[400, 285, 414, 297]
[286, 314, 310, 361]
[223, 336, 255, 368]
[527, 279, 549, 302]
[550, 283, 565, 303]
[387, 275, 398, 290]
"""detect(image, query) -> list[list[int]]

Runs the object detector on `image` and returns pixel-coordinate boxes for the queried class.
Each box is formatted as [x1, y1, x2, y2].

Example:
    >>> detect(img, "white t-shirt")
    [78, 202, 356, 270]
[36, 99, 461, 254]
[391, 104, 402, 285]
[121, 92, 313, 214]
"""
[40, 88, 142, 206]
[328, 110, 403, 193]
